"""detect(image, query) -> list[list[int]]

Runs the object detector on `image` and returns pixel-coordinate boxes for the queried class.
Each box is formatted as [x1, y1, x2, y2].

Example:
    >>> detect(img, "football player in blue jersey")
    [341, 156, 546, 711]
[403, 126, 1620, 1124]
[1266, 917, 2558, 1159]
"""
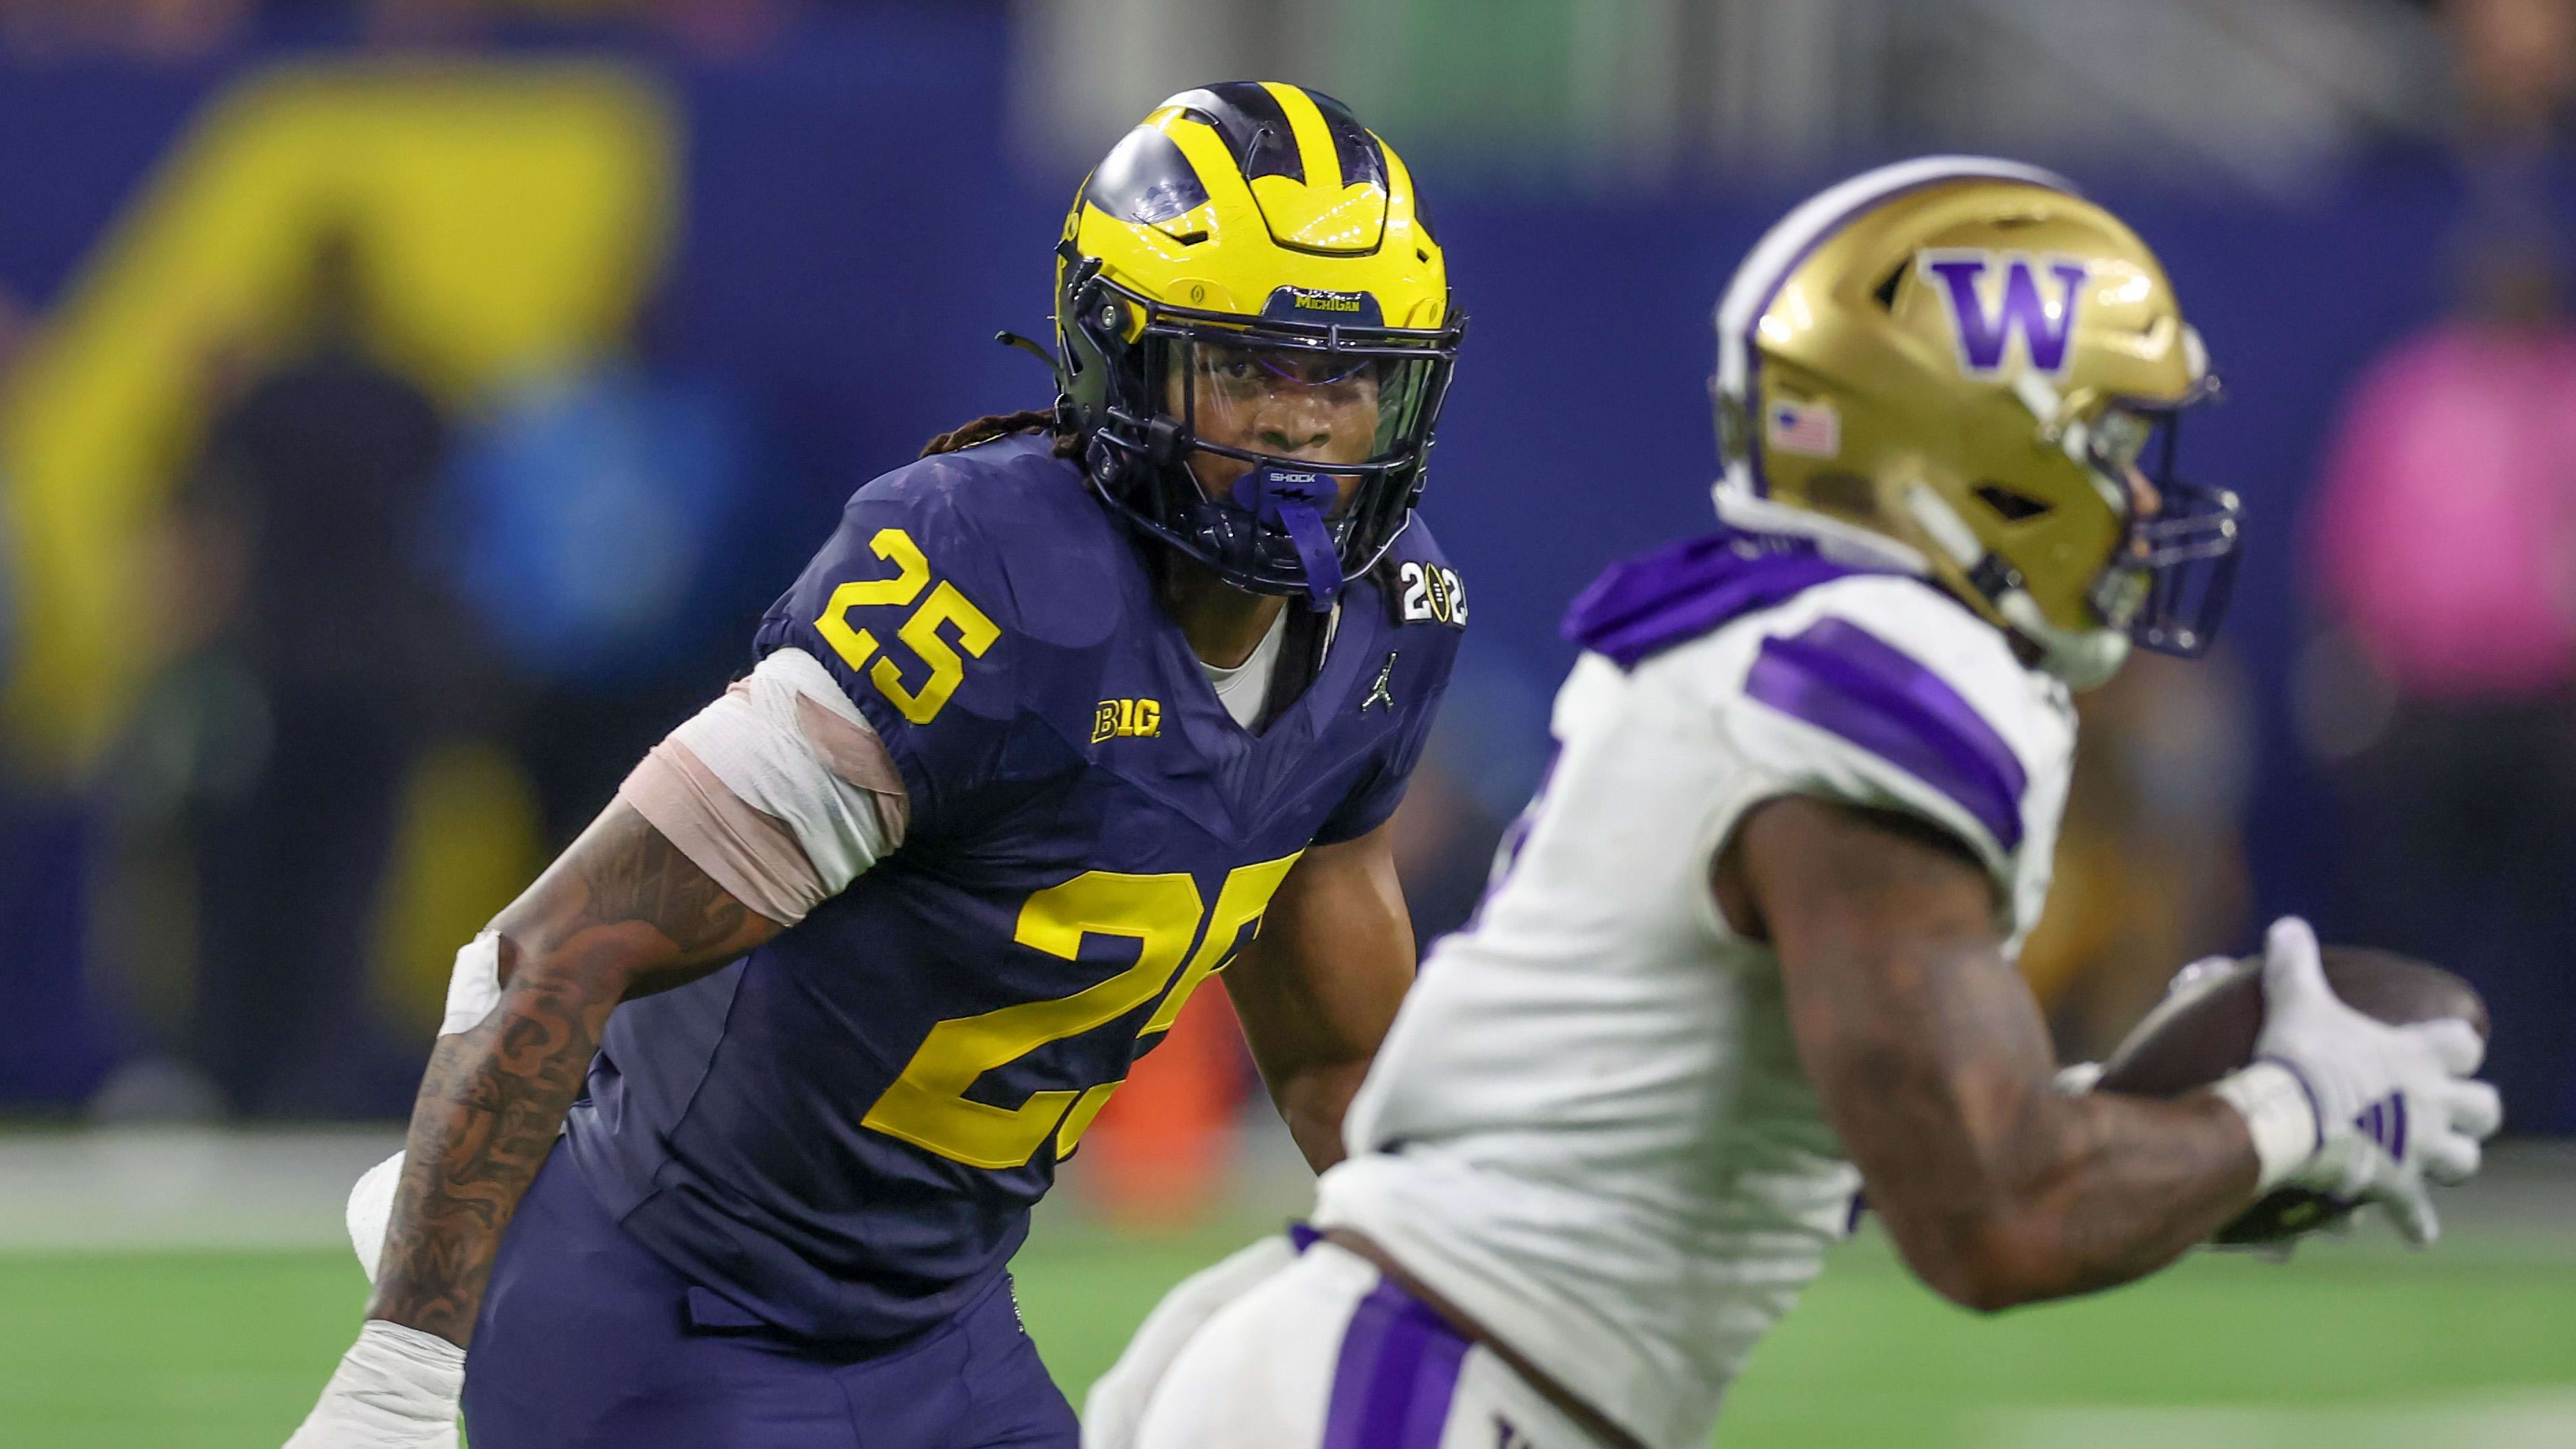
[283, 82, 1468, 1449]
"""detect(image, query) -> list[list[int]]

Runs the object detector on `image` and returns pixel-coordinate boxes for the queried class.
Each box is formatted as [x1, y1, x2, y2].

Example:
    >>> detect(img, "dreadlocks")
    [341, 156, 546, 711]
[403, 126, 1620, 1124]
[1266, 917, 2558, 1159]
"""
[919, 409, 1082, 460]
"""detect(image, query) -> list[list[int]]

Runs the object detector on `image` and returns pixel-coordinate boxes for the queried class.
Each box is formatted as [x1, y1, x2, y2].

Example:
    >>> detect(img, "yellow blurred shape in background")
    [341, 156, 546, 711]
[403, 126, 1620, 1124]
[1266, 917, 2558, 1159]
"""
[0, 60, 676, 771]
[371, 739, 544, 1032]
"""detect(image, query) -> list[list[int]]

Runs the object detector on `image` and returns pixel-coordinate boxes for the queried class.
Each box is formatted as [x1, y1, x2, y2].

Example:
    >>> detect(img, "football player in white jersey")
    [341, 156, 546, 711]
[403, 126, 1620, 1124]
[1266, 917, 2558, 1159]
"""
[1081, 158, 2505, 1449]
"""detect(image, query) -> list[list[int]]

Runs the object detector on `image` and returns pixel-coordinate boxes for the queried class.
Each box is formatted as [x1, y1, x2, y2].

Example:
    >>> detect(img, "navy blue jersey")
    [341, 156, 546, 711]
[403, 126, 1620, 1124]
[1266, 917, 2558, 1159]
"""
[563, 434, 1462, 1343]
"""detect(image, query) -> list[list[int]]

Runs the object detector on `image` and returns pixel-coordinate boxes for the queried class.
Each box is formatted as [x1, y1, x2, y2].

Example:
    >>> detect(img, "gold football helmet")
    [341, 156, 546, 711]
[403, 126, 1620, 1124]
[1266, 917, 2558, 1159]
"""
[1712, 157, 2239, 689]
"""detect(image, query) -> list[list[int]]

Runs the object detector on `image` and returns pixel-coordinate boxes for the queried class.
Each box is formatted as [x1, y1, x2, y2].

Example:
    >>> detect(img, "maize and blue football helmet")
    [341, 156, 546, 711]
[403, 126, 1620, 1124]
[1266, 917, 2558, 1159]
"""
[1055, 82, 1465, 607]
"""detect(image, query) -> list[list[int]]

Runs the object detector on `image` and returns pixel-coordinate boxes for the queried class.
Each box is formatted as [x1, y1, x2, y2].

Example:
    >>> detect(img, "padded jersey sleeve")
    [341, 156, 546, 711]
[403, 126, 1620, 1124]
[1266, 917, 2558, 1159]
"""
[1312, 667, 1451, 845]
[751, 462, 1029, 840]
[1701, 576, 2073, 895]
[1310, 540, 1469, 846]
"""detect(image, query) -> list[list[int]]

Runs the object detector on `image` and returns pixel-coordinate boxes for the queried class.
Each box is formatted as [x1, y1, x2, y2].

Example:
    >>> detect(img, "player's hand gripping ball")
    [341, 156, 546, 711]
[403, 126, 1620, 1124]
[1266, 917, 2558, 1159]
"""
[2097, 934, 2492, 1246]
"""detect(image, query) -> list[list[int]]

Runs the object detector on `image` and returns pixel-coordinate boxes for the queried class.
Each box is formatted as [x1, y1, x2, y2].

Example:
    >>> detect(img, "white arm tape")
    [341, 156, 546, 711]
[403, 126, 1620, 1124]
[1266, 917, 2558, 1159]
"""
[2212, 1061, 2324, 1193]
[439, 932, 503, 1038]
[282, 1319, 464, 1448]
[666, 647, 902, 897]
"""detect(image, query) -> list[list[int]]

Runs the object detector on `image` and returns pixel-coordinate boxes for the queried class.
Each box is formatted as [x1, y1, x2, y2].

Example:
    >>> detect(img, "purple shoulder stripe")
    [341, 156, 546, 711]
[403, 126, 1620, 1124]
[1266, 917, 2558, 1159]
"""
[1321, 1278, 1471, 1449]
[1745, 617, 2029, 853]
[1562, 528, 1866, 668]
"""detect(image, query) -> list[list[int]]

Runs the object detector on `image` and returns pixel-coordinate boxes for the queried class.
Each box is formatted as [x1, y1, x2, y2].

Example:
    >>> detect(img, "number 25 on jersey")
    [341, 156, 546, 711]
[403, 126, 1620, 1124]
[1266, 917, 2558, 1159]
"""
[862, 856, 1301, 1171]
[813, 527, 999, 725]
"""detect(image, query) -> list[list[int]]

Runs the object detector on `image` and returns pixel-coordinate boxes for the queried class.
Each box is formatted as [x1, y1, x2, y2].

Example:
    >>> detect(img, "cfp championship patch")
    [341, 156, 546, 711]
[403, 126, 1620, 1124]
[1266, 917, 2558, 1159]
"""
[1395, 560, 1467, 628]
[1092, 697, 1162, 743]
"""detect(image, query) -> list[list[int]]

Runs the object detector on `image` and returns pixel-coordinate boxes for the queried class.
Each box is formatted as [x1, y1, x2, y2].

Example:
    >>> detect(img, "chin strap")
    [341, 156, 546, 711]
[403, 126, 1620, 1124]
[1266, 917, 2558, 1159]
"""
[1233, 464, 1345, 609]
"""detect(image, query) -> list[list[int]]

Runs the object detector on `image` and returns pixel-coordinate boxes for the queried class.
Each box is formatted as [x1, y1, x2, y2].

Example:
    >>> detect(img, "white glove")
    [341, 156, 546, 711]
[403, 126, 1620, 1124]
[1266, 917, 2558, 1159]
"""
[2211, 917, 2503, 1247]
[349, 1150, 405, 1287]
[282, 1320, 464, 1449]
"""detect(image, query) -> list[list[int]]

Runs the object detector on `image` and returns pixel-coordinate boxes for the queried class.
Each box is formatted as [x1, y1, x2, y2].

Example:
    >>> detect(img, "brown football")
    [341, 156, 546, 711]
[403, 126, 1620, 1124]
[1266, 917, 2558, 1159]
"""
[2094, 945, 2489, 1245]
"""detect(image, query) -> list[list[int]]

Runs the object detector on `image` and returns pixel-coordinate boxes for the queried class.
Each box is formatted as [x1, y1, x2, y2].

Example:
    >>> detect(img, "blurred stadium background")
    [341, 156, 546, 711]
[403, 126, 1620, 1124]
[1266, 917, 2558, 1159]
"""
[0, 0, 2571, 1444]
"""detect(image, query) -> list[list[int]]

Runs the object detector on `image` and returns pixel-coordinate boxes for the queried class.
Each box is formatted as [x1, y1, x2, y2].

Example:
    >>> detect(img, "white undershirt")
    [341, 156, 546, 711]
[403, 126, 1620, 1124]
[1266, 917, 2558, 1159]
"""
[1199, 610, 1287, 729]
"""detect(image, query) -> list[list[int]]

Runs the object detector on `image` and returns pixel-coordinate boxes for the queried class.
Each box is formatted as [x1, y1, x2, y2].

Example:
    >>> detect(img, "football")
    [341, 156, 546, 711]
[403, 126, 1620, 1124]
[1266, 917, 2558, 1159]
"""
[2094, 946, 2490, 1245]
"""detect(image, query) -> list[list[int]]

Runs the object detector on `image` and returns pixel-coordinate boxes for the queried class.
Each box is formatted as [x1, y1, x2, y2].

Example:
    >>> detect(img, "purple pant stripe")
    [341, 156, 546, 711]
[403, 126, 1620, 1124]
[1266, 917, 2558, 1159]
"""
[1398, 1317, 1471, 1448]
[1322, 1282, 1404, 1449]
[1322, 1278, 1471, 1449]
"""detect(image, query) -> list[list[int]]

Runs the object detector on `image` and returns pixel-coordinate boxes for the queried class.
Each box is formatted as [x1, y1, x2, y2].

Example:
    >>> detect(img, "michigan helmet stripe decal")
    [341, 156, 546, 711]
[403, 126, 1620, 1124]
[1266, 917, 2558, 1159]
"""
[1712, 156, 2075, 498]
[1744, 617, 2028, 852]
[1260, 82, 1343, 192]
[1166, 82, 1388, 200]
[1160, 114, 1256, 218]
[1170, 82, 1304, 184]
[1261, 82, 1349, 193]
[1307, 89, 1390, 199]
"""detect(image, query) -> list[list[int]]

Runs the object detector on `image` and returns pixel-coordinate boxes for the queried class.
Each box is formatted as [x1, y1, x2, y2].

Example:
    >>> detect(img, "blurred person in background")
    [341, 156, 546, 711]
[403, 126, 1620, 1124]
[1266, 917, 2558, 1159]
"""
[2303, 0, 2576, 1133]
[443, 295, 762, 852]
[163, 223, 472, 1118]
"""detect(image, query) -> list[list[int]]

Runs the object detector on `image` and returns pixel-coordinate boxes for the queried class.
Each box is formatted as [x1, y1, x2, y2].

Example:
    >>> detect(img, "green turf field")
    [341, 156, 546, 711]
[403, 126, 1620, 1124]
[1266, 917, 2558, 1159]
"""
[4, 1215, 2571, 1448]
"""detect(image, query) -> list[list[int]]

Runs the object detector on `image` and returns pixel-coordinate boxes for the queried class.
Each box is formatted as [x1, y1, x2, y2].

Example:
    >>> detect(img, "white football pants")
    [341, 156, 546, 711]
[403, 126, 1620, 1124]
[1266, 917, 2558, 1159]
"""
[1087, 1236, 1589, 1449]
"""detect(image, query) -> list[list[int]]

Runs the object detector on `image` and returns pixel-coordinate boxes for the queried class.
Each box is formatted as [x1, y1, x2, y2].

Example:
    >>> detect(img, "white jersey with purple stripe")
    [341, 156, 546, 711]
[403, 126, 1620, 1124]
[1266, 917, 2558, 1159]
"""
[1311, 530, 2073, 1449]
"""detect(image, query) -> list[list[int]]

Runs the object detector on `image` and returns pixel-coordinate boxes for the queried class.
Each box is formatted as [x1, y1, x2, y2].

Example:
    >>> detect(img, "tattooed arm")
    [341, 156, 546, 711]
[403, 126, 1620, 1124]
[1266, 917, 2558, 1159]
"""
[1716, 795, 2260, 1313]
[364, 800, 781, 1347]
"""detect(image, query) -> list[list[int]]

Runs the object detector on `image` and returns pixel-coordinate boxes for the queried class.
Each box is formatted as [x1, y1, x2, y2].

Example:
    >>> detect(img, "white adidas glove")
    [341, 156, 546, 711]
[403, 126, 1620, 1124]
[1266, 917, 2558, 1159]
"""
[282, 1320, 464, 1449]
[2212, 917, 2503, 1246]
